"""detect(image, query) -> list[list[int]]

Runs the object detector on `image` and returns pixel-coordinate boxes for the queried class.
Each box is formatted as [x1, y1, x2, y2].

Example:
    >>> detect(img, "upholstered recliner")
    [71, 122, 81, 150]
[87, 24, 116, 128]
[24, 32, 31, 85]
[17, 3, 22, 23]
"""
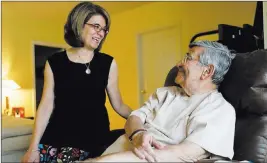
[164, 49, 267, 163]
[95, 129, 125, 157]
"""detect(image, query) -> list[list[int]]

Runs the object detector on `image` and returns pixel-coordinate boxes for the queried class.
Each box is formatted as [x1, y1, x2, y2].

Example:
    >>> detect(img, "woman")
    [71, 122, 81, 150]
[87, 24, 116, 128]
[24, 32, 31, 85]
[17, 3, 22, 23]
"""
[22, 2, 132, 162]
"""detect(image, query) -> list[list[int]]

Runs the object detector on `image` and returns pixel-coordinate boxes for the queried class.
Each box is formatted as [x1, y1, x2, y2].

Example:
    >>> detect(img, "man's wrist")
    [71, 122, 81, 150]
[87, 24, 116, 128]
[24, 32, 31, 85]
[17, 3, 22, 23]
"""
[129, 129, 147, 141]
[131, 130, 146, 142]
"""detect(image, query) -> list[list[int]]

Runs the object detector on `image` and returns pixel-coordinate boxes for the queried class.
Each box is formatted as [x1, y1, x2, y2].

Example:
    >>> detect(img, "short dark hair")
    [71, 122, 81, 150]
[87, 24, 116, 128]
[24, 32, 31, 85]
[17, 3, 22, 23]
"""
[64, 2, 111, 52]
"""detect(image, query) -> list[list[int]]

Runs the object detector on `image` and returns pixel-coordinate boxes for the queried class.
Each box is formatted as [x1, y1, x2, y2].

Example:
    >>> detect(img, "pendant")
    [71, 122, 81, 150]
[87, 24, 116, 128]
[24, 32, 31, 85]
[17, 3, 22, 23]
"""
[85, 68, 91, 74]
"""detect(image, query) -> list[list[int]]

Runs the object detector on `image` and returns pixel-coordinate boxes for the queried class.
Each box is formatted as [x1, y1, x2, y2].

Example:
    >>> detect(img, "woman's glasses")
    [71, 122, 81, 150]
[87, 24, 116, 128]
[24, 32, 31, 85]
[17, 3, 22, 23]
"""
[85, 23, 108, 34]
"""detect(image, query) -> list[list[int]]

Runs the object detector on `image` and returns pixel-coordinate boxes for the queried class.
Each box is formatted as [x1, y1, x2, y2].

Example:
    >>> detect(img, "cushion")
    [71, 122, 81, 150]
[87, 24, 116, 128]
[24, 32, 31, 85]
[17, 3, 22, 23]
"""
[219, 49, 267, 115]
[219, 49, 267, 162]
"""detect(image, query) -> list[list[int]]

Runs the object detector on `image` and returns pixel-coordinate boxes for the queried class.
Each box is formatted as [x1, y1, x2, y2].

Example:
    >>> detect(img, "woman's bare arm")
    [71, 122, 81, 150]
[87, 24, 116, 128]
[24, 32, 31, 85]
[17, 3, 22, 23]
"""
[28, 61, 55, 150]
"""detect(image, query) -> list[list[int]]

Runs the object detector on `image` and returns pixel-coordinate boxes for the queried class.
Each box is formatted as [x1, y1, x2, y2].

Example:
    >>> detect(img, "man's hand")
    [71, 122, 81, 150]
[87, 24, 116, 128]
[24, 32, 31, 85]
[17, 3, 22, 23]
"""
[131, 131, 165, 162]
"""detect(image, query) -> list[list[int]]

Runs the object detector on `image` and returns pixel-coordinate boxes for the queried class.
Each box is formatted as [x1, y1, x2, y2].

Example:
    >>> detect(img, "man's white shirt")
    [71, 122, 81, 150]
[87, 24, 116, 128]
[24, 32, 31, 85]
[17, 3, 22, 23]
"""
[103, 86, 236, 160]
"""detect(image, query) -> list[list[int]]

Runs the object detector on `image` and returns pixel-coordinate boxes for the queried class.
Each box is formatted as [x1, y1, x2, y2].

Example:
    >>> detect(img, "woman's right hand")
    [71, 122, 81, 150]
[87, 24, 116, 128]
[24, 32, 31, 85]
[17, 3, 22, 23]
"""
[21, 150, 40, 163]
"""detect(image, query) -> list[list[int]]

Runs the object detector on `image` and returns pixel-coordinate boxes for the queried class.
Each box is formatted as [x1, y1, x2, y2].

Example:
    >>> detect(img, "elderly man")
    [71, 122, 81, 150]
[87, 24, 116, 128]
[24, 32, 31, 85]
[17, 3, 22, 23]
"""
[84, 40, 236, 162]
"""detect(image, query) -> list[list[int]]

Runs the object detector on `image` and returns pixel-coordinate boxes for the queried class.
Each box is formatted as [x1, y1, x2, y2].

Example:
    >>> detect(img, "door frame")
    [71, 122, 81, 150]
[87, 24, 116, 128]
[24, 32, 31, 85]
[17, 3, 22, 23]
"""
[264, 2, 267, 48]
[31, 41, 68, 116]
[136, 24, 182, 106]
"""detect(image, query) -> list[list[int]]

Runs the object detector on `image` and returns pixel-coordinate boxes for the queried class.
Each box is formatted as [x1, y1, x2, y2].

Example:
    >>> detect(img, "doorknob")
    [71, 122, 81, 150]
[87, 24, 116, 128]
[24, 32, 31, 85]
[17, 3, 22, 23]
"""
[141, 90, 146, 94]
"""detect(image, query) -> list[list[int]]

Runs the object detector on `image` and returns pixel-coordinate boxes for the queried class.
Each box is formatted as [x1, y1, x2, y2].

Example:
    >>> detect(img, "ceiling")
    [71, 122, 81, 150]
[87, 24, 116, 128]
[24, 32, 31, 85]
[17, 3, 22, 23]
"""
[95, 1, 152, 15]
[2, 1, 152, 19]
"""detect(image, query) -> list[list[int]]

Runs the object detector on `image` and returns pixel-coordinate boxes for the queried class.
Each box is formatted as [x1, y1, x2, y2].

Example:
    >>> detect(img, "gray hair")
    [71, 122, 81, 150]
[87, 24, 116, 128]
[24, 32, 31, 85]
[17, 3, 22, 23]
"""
[189, 40, 236, 86]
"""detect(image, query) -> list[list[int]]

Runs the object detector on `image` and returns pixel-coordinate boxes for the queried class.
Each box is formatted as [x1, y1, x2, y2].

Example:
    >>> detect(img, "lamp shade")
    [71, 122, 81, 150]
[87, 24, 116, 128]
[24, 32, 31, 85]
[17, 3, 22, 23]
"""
[2, 80, 21, 90]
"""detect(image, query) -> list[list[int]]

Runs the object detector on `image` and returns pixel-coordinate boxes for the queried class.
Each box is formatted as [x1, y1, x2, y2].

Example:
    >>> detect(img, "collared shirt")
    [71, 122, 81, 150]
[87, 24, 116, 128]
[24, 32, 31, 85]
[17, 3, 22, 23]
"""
[104, 87, 236, 159]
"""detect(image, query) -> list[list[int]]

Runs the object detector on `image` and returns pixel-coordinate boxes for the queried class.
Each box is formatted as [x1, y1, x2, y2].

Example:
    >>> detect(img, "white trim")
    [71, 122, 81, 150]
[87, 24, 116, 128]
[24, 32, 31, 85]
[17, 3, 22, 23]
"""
[263, 2, 267, 49]
[31, 41, 67, 117]
[136, 34, 144, 107]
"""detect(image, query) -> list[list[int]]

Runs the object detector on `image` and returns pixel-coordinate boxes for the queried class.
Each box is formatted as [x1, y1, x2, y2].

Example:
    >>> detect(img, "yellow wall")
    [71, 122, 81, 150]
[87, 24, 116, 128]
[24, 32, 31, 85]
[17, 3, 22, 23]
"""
[2, 2, 76, 116]
[103, 2, 256, 129]
[2, 2, 256, 130]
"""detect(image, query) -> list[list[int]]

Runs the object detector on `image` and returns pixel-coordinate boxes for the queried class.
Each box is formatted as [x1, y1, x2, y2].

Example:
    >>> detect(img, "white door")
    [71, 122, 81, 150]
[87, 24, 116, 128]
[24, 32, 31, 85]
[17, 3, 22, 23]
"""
[137, 25, 182, 106]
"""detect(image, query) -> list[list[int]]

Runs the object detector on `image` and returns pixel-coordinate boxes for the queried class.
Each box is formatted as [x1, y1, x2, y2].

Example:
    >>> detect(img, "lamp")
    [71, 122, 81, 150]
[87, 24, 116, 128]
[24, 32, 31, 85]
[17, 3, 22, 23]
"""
[2, 80, 21, 115]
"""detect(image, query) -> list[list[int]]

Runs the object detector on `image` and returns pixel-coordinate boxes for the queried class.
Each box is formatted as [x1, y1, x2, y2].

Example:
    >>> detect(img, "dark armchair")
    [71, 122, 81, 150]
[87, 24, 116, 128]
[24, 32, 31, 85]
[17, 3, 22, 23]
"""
[164, 50, 267, 162]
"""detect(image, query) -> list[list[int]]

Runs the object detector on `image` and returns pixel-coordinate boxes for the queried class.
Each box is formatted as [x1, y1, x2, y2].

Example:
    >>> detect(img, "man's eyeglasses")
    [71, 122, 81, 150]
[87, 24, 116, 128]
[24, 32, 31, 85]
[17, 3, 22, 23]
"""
[179, 53, 201, 66]
[85, 23, 109, 34]
[185, 53, 193, 61]
[181, 53, 194, 64]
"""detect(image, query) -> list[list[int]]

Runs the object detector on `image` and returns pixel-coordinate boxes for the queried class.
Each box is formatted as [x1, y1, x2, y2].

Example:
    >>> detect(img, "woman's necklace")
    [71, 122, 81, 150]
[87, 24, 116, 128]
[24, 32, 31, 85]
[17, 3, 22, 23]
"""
[77, 54, 92, 74]
[84, 62, 91, 74]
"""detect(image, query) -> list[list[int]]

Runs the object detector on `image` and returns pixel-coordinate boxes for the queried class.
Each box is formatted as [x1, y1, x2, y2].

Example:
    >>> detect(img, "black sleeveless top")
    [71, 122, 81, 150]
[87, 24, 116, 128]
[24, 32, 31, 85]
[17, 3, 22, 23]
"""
[40, 51, 113, 152]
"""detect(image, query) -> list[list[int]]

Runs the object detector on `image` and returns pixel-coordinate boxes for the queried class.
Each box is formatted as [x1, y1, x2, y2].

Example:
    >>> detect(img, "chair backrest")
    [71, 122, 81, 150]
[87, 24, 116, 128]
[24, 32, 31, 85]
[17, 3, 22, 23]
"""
[219, 49, 267, 162]
[164, 66, 180, 87]
[164, 50, 267, 162]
